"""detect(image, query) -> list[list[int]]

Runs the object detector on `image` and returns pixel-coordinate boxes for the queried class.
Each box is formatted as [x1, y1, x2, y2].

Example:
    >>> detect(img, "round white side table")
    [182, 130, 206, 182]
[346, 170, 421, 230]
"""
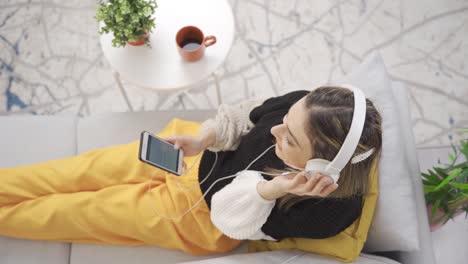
[99, 0, 235, 111]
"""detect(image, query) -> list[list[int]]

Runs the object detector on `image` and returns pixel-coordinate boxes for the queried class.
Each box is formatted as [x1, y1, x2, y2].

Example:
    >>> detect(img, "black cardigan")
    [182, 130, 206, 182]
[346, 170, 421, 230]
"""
[198, 90, 362, 240]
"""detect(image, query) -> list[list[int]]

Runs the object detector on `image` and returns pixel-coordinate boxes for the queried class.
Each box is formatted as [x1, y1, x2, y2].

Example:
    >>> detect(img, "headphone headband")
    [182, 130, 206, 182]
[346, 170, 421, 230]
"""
[324, 85, 367, 175]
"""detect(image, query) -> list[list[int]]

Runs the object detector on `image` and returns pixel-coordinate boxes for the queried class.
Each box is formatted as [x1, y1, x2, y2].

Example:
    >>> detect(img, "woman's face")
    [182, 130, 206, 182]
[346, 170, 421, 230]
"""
[270, 97, 313, 169]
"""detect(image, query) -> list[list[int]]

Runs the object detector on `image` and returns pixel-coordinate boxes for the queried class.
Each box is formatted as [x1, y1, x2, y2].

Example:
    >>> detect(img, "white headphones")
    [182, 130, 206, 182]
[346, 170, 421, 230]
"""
[304, 85, 371, 183]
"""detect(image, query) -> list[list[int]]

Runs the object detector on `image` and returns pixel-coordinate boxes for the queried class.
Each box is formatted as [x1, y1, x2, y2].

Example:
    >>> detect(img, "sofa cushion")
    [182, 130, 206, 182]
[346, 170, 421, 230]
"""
[76, 110, 215, 154]
[0, 115, 77, 264]
[70, 243, 249, 264]
[177, 250, 401, 264]
[0, 238, 70, 264]
[0, 115, 78, 166]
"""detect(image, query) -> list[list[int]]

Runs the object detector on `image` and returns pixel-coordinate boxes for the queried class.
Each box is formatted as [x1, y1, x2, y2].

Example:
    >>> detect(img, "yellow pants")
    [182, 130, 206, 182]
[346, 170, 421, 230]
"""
[0, 118, 241, 255]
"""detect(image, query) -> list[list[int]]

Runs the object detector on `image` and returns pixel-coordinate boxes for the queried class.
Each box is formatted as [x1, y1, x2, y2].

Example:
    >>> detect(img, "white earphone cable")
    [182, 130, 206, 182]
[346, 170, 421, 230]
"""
[147, 140, 374, 221]
[147, 144, 291, 221]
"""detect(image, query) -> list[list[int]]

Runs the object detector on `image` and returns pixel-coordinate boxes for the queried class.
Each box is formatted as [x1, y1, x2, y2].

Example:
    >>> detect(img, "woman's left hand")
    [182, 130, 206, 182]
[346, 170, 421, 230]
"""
[258, 171, 338, 200]
[283, 171, 338, 197]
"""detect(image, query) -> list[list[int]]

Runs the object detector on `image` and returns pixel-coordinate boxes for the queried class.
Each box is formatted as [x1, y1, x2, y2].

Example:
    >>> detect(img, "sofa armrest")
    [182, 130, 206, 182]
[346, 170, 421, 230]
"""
[0, 115, 77, 264]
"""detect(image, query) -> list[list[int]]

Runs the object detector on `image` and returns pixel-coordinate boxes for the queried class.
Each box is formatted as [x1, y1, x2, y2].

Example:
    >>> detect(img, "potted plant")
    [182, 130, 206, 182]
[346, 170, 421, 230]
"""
[422, 130, 468, 232]
[96, 0, 158, 47]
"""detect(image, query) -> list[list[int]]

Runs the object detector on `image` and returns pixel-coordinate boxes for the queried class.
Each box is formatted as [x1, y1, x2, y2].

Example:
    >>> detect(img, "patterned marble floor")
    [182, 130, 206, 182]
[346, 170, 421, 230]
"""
[0, 0, 467, 147]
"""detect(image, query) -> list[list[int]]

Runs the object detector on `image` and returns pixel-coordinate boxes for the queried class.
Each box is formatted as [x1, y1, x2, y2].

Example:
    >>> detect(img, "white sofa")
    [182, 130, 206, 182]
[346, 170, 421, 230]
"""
[0, 84, 436, 264]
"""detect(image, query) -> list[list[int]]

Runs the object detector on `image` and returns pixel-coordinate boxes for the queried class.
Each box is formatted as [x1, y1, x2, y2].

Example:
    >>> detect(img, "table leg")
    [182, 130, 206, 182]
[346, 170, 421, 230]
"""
[182, 90, 202, 109]
[212, 73, 222, 106]
[113, 71, 134, 112]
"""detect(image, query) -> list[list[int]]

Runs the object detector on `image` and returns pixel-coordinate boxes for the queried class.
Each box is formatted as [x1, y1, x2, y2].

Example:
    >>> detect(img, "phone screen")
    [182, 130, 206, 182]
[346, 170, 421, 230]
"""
[146, 136, 180, 173]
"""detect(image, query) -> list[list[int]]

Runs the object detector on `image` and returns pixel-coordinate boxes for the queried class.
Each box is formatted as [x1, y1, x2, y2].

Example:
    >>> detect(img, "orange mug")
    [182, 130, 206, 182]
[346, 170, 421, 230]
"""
[175, 26, 216, 62]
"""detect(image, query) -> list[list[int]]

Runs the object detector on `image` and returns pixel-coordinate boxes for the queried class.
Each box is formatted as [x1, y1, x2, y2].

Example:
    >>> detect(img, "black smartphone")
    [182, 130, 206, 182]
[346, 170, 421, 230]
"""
[138, 131, 184, 175]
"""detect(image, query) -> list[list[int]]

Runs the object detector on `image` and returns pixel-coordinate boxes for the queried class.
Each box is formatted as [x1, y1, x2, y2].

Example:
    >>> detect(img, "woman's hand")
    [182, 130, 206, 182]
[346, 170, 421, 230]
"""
[162, 127, 217, 157]
[161, 135, 206, 157]
[257, 171, 338, 201]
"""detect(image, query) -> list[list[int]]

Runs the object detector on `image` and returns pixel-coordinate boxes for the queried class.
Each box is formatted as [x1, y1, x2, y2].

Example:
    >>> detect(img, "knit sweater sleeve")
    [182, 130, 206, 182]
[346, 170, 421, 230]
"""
[210, 171, 362, 241]
[199, 99, 265, 152]
[210, 170, 278, 241]
[261, 195, 363, 240]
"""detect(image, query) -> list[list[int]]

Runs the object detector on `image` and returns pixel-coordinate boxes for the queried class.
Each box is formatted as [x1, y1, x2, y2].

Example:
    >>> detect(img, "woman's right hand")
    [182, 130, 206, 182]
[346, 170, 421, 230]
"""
[162, 127, 216, 157]
[161, 135, 206, 157]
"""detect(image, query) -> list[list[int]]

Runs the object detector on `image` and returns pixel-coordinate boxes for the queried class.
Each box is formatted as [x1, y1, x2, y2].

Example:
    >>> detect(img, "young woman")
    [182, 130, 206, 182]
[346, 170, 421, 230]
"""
[0, 86, 382, 256]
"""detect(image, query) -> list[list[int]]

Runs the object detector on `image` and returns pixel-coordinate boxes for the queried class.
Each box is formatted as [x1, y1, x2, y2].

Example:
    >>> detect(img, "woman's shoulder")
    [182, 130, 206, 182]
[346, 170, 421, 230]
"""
[261, 90, 309, 106]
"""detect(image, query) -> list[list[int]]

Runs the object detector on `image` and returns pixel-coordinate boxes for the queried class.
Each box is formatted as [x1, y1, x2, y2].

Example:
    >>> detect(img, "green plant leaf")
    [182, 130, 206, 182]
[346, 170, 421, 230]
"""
[450, 182, 468, 190]
[435, 168, 463, 191]
[448, 153, 455, 162]
[422, 179, 434, 187]
[448, 196, 468, 204]
[422, 169, 442, 185]
[143, 6, 152, 16]
[447, 161, 468, 171]
[96, 8, 104, 21]
[431, 200, 441, 219]
[462, 144, 468, 161]
[433, 167, 448, 178]
[455, 169, 468, 183]
[424, 185, 437, 194]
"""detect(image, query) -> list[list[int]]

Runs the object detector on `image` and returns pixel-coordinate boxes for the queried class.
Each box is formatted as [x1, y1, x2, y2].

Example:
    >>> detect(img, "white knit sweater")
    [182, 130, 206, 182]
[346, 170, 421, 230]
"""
[200, 99, 278, 241]
[200, 99, 264, 152]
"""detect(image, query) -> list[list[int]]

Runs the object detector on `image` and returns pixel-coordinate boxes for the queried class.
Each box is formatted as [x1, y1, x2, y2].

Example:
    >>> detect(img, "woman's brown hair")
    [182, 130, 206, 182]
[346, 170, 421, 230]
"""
[266, 86, 382, 211]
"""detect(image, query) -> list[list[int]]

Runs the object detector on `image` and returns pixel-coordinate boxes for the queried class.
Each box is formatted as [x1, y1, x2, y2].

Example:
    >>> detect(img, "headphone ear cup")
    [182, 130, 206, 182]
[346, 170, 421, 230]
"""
[305, 159, 340, 183]
[305, 159, 330, 178]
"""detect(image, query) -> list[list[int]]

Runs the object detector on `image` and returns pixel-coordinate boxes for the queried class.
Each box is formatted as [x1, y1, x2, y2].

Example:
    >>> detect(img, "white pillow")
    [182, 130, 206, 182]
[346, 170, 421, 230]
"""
[338, 52, 420, 252]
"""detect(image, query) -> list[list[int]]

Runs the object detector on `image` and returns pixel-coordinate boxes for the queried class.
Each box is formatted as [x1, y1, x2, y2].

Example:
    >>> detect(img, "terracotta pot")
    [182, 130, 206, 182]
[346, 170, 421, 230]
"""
[426, 204, 463, 232]
[127, 33, 150, 46]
